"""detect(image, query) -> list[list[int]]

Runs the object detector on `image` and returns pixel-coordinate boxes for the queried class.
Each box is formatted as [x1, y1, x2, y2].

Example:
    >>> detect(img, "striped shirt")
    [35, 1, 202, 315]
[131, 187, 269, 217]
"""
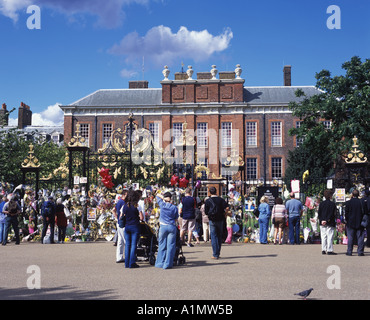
[271, 204, 287, 219]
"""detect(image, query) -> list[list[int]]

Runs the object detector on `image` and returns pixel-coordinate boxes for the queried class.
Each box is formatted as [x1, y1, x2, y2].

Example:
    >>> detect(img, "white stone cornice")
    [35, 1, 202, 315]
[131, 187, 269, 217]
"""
[60, 103, 292, 116]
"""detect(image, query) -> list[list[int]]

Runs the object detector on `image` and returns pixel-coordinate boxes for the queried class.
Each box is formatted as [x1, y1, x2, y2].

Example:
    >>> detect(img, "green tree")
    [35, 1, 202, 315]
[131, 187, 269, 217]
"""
[0, 128, 66, 186]
[287, 56, 370, 183]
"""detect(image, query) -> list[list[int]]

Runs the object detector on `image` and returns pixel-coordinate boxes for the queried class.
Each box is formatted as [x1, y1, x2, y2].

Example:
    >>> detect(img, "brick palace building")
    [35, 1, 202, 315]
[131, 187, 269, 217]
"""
[60, 64, 322, 192]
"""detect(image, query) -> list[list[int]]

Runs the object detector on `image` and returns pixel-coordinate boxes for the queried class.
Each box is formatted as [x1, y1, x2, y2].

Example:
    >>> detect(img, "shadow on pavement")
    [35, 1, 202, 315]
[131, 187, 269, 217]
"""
[227, 254, 278, 259]
[0, 286, 119, 300]
[180, 260, 239, 268]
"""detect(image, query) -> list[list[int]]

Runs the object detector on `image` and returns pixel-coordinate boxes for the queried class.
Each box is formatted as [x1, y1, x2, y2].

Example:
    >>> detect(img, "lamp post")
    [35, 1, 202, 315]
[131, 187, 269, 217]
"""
[344, 136, 368, 191]
[128, 113, 135, 182]
[21, 144, 41, 220]
[174, 122, 196, 191]
[67, 123, 89, 189]
[21, 143, 41, 200]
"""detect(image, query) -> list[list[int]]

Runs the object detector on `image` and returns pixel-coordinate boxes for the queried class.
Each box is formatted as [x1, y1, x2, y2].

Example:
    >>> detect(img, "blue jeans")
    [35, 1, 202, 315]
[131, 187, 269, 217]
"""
[124, 224, 140, 268]
[259, 217, 269, 244]
[346, 226, 365, 255]
[155, 224, 177, 269]
[289, 216, 301, 244]
[3, 216, 20, 245]
[41, 215, 55, 244]
[0, 221, 6, 243]
[209, 220, 224, 258]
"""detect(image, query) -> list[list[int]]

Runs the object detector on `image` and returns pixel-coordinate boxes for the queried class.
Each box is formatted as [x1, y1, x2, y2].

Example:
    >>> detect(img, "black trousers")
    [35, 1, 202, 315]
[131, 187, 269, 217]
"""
[58, 226, 66, 242]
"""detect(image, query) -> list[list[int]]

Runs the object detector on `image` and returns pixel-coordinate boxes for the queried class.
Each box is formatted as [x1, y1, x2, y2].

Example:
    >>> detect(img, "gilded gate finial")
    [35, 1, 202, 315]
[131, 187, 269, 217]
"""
[22, 144, 41, 168]
[345, 136, 367, 164]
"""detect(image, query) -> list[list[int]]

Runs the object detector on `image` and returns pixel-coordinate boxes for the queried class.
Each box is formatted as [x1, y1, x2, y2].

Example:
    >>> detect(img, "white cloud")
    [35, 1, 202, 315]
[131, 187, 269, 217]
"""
[33, 103, 64, 126]
[8, 103, 64, 127]
[0, 0, 151, 28]
[109, 25, 233, 67]
[0, 0, 32, 22]
[120, 68, 139, 78]
[8, 117, 18, 126]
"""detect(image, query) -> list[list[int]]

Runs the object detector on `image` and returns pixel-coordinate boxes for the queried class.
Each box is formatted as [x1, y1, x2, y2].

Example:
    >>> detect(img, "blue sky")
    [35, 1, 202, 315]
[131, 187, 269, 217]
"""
[0, 0, 369, 126]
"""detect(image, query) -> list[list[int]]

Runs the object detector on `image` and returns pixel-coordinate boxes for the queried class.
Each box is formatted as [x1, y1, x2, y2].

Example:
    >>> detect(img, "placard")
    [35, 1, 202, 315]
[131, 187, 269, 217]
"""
[291, 179, 300, 194]
[73, 176, 80, 185]
[80, 177, 87, 184]
[87, 208, 96, 221]
[257, 186, 279, 207]
[327, 179, 333, 189]
[335, 188, 346, 202]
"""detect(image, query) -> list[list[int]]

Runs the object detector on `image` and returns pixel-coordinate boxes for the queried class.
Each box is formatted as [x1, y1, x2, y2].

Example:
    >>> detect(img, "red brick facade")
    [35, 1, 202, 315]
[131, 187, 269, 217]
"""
[62, 65, 310, 191]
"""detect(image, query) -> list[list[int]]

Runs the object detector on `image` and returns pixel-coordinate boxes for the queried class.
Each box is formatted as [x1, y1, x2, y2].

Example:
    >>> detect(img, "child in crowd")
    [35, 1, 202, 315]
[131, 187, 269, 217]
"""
[225, 210, 235, 244]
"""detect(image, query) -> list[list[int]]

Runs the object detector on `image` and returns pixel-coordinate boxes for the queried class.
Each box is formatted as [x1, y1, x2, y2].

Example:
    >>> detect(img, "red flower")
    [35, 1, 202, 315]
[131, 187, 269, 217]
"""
[170, 174, 179, 186]
[179, 177, 189, 188]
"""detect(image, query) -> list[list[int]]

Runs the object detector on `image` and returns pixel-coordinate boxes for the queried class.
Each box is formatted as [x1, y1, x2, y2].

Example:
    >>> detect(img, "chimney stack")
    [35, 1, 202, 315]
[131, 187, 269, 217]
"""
[129, 80, 149, 89]
[18, 102, 32, 129]
[283, 65, 291, 86]
[0, 103, 9, 126]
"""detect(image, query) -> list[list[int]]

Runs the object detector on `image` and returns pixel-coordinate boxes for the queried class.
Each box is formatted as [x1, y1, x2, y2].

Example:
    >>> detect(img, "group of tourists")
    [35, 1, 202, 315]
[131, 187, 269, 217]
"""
[1, 180, 369, 264]
[0, 192, 68, 246]
[112, 186, 229, 269]
[257, 189, 370, 256]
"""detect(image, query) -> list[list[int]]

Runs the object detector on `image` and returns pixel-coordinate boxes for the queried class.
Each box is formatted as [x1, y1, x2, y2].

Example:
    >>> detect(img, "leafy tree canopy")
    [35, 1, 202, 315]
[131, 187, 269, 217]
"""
[286, 56, 369, 183]
[290, 56, 370, 157]
[0, 128, 66, 186]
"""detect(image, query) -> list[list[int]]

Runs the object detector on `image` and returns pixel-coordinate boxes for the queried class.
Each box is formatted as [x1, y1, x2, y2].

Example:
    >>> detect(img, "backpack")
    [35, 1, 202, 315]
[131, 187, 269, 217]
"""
[43, 202, 53, 216]
[194, 208, 202, 222]
[207, 198, 218, 220]
[8, 200, 19, 216]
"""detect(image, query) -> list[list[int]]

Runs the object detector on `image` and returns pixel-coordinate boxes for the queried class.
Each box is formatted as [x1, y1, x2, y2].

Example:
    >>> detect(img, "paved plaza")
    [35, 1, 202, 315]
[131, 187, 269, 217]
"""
[0, 240, 369, 301]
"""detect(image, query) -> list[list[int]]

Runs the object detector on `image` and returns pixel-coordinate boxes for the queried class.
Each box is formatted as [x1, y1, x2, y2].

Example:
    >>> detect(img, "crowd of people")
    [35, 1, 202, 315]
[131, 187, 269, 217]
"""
[1, 181, 369, 266]
[256, 189, 370, 256]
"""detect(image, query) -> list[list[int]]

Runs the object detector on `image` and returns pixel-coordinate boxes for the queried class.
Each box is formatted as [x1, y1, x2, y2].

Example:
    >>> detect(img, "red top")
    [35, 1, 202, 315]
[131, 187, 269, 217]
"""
[55, 205, 67, 227]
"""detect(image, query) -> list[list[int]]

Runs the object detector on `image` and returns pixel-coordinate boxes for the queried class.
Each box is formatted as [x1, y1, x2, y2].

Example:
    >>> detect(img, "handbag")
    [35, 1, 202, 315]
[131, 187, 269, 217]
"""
[360, 201, 368, 228]
[253, 207, 260, 218]
[64, 207, 72, 219]
[361, 214, 369, 228]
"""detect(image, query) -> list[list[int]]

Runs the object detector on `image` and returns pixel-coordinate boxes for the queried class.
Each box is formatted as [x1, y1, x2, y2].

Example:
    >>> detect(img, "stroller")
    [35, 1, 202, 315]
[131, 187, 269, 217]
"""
[136, 222, 158, 265]
[173, 226, 186, 266]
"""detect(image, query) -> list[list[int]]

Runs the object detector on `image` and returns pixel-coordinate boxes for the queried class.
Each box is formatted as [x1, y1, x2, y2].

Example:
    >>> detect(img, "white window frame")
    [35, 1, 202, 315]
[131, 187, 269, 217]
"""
[322, 121, 332, 130]
[173, 123, 183, 144]
[246, 158, 257, 180]
[149, 122, 160, 146]
[102, 123, 112, 145]
[197, 122, 208, 148]
[198, 187, 208, 199]
[271, 121, 282, 147]
[246, 122, 257, 147]
[221, 122, 232, 148]
[295, 121, 304, 147]
[271, 157, 282, 179]
[80, 123, 89, 147]
[197, 158, 208, 179]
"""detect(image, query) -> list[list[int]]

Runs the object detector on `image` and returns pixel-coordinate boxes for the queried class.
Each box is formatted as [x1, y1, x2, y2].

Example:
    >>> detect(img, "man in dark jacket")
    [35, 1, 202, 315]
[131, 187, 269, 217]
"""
[318, 190, 337, 255]
[41, 196, 56, 244]
[345, 189, 366, 256]
[204, 187, 229, 259]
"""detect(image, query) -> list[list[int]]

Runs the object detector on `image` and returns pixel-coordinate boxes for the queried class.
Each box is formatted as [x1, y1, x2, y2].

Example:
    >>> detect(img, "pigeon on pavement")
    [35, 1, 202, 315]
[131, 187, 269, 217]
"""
[294, 288, 313, 300]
